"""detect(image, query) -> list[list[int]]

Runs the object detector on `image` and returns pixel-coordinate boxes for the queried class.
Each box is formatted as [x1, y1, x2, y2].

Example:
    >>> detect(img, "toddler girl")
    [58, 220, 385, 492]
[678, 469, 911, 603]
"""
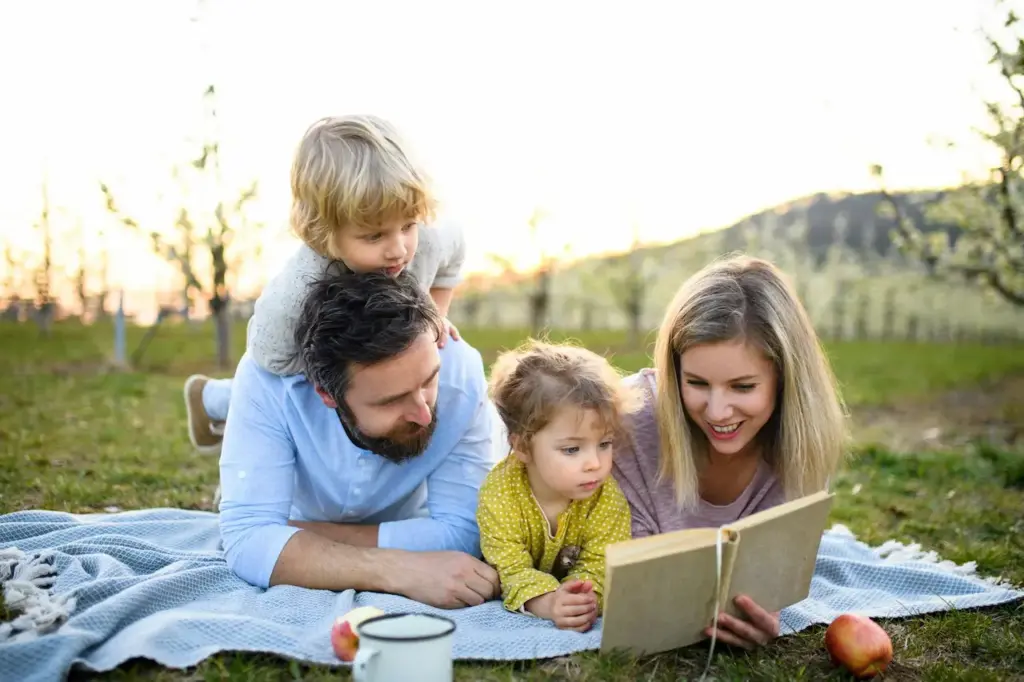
[477, 339, 639, 632]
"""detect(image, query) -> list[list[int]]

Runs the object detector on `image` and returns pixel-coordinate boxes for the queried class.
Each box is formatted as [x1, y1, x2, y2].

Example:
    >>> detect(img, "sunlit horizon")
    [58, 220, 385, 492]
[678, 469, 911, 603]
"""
[0, 0, 1016, 313]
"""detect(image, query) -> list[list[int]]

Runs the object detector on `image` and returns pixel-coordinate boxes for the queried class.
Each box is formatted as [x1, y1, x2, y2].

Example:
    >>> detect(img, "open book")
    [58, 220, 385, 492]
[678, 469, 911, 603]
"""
[600, 490, 834, 656]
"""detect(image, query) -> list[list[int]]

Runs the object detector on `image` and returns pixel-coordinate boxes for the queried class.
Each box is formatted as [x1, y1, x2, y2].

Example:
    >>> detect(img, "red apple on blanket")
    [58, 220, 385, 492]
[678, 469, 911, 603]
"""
[331, 606, 385, 662]
[824, 613, 893, 679]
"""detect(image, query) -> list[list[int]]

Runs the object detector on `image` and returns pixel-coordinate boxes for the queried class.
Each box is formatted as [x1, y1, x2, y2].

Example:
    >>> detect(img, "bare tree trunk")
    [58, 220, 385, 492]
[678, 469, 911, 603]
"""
[2, 243, 20, 321]
[854, 293, 869, 340]
[464, 294, 480, 327]
[626, 286, 643, 348]
[881, 287, 896, 340]
[529, 267, 550, 336]
[215, 305, 231, 369]
[612, 230, 650, 348]
[581, 299, 593, 331]
[211, 241, 231, 368]
[96, 246, 110, 320]
[34, 180, 54, 337]
[76, 246, 88, 321]
[831, 280, 848, 341]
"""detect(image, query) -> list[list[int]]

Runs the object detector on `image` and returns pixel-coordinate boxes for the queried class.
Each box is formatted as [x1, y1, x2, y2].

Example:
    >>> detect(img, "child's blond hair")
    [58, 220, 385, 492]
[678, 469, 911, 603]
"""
[653, 253, 850, 510]
[289, 114, 436, 259]
[489, 339, 641, 453]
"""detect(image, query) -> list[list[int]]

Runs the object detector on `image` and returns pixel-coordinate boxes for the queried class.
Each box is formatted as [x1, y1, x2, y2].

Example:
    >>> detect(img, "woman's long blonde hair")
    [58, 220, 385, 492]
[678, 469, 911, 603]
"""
[653, 253, 849, 510]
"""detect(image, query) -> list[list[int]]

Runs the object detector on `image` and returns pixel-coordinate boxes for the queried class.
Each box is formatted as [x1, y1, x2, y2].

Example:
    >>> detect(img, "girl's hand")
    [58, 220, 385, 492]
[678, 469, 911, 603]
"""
[525, 579, 597, 632]
[550, 579, 598, 632]
[703, 594, 780, 650]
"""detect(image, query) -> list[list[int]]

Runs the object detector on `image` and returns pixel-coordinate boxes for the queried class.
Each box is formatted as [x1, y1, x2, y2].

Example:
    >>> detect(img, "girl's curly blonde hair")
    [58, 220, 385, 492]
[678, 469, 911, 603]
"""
[489, 339, 642, 452]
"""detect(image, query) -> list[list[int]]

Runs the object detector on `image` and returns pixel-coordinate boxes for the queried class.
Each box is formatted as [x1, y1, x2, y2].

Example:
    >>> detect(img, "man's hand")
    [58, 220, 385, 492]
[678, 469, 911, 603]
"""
[525, 579, 598, 632]
[392, 551, 500, 609]
[436, 318, 460, 348]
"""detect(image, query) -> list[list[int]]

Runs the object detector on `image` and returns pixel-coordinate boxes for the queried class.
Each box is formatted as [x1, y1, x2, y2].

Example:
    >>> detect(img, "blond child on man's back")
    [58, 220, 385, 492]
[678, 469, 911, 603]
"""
[185, 114, 466, 455]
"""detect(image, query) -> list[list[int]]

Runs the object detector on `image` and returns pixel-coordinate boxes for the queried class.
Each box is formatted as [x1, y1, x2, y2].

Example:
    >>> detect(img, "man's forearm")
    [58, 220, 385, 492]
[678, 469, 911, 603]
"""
[269, 528, 403, 592]
[288, 520, 379, 548]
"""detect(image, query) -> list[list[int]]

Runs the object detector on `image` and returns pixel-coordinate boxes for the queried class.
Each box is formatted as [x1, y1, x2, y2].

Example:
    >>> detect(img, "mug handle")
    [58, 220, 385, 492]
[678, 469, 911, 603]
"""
[352, 646, 379, 682]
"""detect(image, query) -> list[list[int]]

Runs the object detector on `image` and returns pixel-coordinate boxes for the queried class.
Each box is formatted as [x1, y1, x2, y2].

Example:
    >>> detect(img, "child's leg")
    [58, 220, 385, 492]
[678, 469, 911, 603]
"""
[201, 378, 232, 422]
[183, 375, 231, 453]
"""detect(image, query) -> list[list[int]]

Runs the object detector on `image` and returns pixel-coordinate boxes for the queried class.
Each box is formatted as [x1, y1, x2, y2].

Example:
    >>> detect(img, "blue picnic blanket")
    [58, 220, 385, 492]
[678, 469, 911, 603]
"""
[0, 508, 1021, 682]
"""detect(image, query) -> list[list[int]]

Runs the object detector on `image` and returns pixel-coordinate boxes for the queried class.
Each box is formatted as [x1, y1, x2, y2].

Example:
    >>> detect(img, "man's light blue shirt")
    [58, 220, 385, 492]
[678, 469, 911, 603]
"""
[217, 339, 500, 588]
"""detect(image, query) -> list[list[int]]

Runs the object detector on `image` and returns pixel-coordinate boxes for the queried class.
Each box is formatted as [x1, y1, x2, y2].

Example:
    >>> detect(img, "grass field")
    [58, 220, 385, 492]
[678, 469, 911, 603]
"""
[2, 319, 1023, 681]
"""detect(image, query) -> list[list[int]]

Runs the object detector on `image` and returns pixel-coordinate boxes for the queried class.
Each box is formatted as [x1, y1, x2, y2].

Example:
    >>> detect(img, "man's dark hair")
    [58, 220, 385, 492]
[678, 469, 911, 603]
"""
[294, 270, 445, 400]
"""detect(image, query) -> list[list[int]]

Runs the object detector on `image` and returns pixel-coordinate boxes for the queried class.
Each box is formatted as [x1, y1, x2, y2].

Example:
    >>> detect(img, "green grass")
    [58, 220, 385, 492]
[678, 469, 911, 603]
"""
[2, 319, 1024, 681]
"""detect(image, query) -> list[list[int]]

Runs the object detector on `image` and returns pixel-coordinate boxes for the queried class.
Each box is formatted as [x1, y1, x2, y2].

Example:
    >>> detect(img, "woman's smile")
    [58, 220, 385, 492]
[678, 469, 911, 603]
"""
[707, 420, 744, 440]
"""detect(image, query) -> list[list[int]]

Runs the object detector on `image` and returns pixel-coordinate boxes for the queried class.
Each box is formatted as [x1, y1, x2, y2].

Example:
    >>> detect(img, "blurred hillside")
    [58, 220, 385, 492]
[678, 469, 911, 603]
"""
[452, 189, 1024, 343]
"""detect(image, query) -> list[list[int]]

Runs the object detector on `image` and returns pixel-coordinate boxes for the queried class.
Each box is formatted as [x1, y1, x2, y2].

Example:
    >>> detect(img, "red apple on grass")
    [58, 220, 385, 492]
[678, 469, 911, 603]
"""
[824, 613, 893, 679]
[330, 606, 385, 662]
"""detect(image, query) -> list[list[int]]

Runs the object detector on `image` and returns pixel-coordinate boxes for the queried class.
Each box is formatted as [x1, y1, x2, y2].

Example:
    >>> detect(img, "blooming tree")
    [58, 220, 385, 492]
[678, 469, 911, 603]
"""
[873, 2, 1024, 307]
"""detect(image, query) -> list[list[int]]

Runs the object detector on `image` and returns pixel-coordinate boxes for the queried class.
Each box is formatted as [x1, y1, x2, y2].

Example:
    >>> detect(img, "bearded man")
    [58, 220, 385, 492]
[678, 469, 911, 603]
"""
[217, 270, 501, 609]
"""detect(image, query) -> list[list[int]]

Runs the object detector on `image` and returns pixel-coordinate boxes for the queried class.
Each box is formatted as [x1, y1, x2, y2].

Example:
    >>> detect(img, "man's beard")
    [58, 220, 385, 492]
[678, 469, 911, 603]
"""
[335, 400, 438, 464]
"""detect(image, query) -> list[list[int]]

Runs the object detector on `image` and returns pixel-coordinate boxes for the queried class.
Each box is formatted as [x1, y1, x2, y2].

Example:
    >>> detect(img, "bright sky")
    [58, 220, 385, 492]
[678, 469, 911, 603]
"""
[0, 0, 1013, 300]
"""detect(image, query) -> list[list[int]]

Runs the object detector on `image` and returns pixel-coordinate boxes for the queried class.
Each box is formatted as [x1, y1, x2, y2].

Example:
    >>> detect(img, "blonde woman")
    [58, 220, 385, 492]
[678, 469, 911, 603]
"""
[611, 254, 849, 650]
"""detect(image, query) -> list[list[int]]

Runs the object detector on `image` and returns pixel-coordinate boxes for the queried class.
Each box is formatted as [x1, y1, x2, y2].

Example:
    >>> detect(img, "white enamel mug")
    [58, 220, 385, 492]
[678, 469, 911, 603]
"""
[353, 612, 456, 682]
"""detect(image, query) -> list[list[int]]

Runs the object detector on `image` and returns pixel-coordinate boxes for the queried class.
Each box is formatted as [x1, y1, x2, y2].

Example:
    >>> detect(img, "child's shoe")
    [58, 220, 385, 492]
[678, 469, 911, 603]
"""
[184, 374, 225, 454]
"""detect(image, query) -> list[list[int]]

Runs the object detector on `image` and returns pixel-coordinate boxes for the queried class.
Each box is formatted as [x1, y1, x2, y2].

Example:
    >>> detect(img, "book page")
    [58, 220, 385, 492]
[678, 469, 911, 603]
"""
[722, 490, 834, 618]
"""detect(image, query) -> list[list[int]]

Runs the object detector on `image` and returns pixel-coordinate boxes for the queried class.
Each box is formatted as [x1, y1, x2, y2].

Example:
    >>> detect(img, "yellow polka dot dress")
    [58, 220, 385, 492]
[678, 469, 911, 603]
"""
[476, 454, 632, 614]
